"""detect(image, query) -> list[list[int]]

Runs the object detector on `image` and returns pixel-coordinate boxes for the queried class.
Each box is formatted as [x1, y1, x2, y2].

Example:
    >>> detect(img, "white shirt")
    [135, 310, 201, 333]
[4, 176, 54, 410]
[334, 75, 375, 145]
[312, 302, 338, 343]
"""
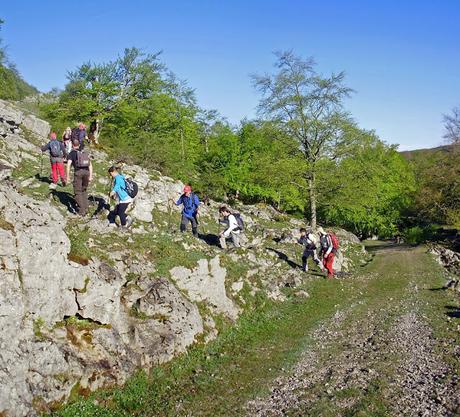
[223, 214, 240, 237]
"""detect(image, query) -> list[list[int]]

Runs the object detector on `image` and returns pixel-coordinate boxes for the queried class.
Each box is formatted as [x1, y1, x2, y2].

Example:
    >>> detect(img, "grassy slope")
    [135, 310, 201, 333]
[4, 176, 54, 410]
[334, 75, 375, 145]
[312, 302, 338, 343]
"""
[49, 243, 459, 417]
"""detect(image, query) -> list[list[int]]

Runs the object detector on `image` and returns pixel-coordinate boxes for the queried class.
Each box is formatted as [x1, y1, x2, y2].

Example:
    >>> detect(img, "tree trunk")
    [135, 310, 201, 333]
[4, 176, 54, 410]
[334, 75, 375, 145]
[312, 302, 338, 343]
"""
[308, 172, 317, 229]
[180, 126, 185, 161]
[89, 119, 101, 145]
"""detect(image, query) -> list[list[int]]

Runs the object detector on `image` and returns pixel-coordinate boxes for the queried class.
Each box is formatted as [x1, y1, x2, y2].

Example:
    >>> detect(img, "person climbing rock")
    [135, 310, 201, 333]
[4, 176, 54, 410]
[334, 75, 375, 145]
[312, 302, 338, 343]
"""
[318, 227, 335, 279]
[219, 206, 244, 249]
[107, 165, 133, 229]
[40, 131, 66, 188]
[175, 185, 200, 236]
[66, 138, 92, 216]
[298, 227, 324, 272]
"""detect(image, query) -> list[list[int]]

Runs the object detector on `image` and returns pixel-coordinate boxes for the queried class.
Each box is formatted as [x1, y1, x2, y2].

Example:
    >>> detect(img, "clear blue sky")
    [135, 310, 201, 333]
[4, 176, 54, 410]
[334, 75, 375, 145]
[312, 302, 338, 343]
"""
[2, 0, 459, 150]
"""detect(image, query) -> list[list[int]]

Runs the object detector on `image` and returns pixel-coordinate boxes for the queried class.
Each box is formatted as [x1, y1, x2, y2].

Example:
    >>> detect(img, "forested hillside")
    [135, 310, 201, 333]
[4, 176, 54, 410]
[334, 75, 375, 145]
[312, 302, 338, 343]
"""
[402, 142, 460, 228]
[0, 19, 37, 100]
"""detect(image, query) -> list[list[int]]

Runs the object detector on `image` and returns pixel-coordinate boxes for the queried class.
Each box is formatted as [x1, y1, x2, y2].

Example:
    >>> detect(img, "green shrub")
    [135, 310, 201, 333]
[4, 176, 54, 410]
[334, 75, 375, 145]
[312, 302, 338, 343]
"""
[402, 225, 436, 245]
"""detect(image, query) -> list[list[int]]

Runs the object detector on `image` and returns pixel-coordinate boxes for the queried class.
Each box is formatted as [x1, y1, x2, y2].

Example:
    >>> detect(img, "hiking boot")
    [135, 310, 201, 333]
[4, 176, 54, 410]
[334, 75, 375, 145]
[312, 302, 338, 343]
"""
[125, 216, 133, 229]
[49, 183, 57, 190]
[61, 181, 67, 187]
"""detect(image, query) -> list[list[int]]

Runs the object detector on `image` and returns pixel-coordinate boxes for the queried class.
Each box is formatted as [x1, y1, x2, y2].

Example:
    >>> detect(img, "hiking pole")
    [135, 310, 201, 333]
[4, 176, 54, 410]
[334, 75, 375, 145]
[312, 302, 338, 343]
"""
[39, 152, 44, 178]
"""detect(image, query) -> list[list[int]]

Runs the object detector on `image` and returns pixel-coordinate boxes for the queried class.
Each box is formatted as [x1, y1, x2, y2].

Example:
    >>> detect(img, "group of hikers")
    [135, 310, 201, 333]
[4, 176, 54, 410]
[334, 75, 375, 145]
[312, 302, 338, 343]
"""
[40, 128, 339, 278]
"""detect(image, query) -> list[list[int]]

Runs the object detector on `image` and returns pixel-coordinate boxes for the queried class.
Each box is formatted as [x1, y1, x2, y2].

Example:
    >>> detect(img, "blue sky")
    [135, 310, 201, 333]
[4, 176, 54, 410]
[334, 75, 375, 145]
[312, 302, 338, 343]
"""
[2, 0, 459, 150]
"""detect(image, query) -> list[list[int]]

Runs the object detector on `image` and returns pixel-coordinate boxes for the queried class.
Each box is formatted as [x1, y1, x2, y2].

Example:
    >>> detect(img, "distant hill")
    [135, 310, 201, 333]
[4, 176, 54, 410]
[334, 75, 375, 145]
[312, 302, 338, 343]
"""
[400, 144, 457, 160]
[0, 63, 38, 101]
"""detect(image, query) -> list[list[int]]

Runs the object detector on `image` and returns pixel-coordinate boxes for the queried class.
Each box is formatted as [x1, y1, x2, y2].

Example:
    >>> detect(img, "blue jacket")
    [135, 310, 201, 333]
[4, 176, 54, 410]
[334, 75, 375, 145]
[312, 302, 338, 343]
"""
[112, 174, 131, 202]
[176, 193, 200, 219]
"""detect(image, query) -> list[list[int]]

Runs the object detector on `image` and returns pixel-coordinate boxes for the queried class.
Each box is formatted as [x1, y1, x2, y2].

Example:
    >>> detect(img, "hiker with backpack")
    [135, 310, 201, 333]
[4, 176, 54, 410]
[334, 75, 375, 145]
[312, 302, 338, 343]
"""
[107, 165, 134, 229]
[66, 138, 92, 216]
[71, 123, 88, 150]
[298, 227, 325, 273]
[317, 227, 339, 279]
[62, 127, 72, 156]
[175, 185, 200, 236]
[40, 132, 66, 188]
[218, 206, 244, 249]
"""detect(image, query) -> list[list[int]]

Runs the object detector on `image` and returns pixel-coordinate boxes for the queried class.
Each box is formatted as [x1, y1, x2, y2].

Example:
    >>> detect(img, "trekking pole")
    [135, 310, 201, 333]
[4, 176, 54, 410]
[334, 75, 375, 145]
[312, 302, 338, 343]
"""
[39, 152, 43, 178]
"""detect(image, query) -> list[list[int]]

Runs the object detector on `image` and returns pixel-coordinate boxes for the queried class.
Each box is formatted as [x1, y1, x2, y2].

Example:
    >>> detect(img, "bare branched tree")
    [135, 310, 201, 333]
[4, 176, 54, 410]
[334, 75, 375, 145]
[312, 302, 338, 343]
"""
[443, 106, 460, 145]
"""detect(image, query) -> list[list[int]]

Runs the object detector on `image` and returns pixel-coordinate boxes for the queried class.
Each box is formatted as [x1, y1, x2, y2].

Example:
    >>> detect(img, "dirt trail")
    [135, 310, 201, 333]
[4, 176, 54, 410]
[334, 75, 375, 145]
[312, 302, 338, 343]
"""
[245, 246, 460, 417]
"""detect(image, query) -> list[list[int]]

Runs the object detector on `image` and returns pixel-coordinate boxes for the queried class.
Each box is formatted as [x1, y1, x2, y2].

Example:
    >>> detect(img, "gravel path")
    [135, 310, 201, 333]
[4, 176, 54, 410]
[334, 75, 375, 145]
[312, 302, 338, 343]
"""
[245, 254, 460, 417]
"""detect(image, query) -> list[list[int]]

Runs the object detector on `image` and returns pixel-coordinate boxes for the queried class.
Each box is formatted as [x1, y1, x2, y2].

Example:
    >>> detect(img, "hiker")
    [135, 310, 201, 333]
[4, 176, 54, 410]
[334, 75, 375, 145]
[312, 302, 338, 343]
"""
[107, 166, 133, 228]
[175, 185, 200, 236]
[62, 127, 72, 156]
[66, 138, 92, 216]
[71, 123, 88, 150]
[40, 132, 66, 188]
[298, 227, 324, 272]
[218, 206, 244, 249]
[318, 227, 335, 279]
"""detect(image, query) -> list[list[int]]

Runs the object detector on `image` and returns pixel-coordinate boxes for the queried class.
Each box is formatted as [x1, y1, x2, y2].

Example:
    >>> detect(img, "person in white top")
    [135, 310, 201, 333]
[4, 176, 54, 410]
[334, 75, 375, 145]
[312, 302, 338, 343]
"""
[219, 206, 242, 249]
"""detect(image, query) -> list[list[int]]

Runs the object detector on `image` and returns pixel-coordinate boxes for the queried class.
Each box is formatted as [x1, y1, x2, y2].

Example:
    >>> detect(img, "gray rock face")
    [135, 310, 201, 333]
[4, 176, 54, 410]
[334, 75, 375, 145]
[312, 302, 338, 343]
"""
[170, 256, 240, 320]
[429, 244, 460, 275]
[0, 99, 50, 139]
[0, 183, 203, 417]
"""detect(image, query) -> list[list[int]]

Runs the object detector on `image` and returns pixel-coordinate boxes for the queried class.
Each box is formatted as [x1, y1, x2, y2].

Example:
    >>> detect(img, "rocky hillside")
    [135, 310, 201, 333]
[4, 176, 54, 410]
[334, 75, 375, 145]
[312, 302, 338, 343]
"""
[0, 100, 368, 417]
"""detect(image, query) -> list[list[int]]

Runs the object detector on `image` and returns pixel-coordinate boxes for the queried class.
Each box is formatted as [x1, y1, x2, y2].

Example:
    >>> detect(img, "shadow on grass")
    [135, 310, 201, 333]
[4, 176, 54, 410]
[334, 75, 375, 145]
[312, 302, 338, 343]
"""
[445, 305, 460, 319]
[34, 173, 51, 184]
[89, 195, 110, 217]
[267, 247, 302, 270]
[198, 233, 221, 248]
[51, 190, 78, 214]
[365, 243, 415, 253]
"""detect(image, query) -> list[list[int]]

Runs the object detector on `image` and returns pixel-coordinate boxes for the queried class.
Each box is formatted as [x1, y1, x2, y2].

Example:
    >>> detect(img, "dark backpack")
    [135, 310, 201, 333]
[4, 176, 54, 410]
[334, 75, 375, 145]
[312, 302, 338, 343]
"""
[49, 140, 63, 158]
[233, 213, 244, 231]
[76, 150, 90, 168]
[123, 178, 138, 198]
[71, 128, 80, 142]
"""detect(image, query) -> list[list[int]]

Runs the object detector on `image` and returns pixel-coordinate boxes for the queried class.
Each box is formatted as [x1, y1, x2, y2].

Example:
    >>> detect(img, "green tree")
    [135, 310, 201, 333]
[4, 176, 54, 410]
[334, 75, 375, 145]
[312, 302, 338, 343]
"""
[319, 128, 415, 237]
[252, 51, 353, 228]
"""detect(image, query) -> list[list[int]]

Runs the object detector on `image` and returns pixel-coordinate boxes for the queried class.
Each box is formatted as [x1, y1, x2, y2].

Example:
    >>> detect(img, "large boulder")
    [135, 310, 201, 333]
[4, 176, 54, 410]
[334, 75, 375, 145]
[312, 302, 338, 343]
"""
[0, 99, 50, 139]
[170, 256, 240, 320]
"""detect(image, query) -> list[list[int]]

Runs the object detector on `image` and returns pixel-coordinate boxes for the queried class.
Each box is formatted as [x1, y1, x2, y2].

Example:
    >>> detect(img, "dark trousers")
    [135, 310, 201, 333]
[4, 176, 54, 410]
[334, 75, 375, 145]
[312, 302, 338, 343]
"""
[180, 214, 197, 236]
[73, 169, 90, 216]
[108, 203, 129, 226]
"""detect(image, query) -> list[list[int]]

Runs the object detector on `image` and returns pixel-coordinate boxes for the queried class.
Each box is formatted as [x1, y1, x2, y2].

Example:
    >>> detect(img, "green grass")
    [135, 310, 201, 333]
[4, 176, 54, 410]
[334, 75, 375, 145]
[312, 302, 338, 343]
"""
[66, 223, 91, 265]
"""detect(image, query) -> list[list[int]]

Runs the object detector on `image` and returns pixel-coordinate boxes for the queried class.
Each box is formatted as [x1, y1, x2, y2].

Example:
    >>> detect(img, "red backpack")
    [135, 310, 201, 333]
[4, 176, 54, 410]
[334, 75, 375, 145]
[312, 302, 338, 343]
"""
[329, 232, 339, 251]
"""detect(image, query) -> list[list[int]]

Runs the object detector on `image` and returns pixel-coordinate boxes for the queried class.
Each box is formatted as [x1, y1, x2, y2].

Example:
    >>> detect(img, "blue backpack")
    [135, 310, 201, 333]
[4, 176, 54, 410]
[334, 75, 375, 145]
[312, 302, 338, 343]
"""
[49, 140, 63, 157]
